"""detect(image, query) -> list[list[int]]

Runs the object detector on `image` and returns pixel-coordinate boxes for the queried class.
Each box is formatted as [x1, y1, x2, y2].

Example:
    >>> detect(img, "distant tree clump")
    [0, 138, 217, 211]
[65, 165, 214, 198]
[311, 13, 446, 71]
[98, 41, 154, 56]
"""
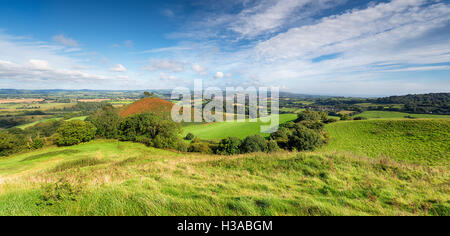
[216, 137, 242, 155]
[87, 105, 122, 139]
[240, 135, 268, 153]
[286, 124, 323, 151]
[296, 110, 322, 122]
[119, 113, 184, 151]
[55, 120, 97, 146]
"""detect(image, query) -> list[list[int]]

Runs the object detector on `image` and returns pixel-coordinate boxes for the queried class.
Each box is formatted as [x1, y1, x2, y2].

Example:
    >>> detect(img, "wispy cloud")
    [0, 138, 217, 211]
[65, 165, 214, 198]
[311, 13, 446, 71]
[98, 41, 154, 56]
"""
[110, 64, 127, 72]
[52, 34, 79, 47]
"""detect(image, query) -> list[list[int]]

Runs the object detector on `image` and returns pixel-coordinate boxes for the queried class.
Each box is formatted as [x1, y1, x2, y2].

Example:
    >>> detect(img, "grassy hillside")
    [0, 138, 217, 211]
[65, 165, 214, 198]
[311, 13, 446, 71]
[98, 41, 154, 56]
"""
[0, 140, 448, 216]
[357, 111, 450, 119]
[322, 119, 450, 165]
[182, 114, 297, 140]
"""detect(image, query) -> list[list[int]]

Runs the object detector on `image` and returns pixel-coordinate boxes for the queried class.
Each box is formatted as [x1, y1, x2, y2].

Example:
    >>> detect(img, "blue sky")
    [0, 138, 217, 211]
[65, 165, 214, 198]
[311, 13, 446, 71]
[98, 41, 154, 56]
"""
[0, 0, 449, 96]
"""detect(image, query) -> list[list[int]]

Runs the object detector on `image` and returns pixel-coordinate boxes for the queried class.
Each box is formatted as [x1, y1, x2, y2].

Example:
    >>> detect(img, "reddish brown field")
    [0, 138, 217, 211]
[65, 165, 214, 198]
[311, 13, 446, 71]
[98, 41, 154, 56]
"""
[118, 97, 174, 117]
[0, 98, 44, 104]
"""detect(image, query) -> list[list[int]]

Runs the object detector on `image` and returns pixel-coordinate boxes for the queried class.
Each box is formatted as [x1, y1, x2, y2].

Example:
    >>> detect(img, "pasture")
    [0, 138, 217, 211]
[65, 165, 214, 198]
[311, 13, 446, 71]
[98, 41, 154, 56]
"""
[182, 114, 297, 140]
[321, 119, 450, 165]
[356, 111, 450, 119]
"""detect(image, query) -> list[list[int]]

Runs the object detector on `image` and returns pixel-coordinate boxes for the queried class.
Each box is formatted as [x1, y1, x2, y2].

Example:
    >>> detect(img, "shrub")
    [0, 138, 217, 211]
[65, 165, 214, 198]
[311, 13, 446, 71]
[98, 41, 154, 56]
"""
[87, 105, 122, 139]
[353, 116, 367, 120]
[267, 140, 280, 153]
[240, 135, 268, 153]
[38, 178, 84, 206]
[216, 137, 242, 155]
[339, 114, 351, 120]
[185, 133, 195, 140]
[323, 118, 338, 124]
[29, 137, 44, 150]
[55, 120, 96, 146]
[188, 142, 212, 154]
[287, 124, 323, 151]
[269, 127, 291, 149]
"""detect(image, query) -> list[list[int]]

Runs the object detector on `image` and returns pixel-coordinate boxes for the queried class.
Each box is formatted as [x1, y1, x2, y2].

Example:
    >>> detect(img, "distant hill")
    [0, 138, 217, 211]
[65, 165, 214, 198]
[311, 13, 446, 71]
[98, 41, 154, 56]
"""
[118, 97, 174, 117]
[375, 93, 450, 115]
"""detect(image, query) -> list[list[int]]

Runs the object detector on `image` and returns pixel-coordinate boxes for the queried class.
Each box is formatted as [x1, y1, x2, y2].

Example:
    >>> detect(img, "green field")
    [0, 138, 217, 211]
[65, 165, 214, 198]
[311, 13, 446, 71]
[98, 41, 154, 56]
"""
[357, 111, 450, 119]
[182, 114, 297, 140]
[321, 119, 450, 165]
[0, 140, 448, 216]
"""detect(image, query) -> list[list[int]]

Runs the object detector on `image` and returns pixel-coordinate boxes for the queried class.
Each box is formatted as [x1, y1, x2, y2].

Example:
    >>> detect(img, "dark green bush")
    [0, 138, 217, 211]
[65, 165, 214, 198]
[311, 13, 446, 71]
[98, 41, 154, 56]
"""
[240, 135, 267, 153]
[216, 137, 242, 155]
[55, 120, 96, 146]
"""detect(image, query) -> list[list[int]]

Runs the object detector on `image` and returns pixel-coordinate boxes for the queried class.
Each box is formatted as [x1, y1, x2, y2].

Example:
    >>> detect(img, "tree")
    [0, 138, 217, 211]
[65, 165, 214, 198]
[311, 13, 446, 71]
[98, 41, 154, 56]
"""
[216, 137, 242, 155]
[87, 105, 122, 139]
[0, 131, 27, 156]
[55, 120, 97, 146]
[287, 124, 323, 151]
[119, 113, 184, 150]
[240, 135, 267, 153]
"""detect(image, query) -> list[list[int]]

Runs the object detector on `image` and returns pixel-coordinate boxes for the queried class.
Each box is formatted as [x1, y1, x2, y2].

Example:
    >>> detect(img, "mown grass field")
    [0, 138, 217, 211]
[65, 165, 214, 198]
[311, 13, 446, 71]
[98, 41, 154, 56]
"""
[182, 114, 297, 140]
[0, 140, 448, 216]
[357, 111, 450, 119]
[321, 119, 450, 165]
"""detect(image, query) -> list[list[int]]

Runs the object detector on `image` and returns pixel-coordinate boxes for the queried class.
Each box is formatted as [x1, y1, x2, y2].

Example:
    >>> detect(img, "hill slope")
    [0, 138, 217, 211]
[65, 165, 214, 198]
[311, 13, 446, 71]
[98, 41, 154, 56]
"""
[118, 97, 173, 117]
[0, 140, 448, 216]
[321, 119, 450, 165]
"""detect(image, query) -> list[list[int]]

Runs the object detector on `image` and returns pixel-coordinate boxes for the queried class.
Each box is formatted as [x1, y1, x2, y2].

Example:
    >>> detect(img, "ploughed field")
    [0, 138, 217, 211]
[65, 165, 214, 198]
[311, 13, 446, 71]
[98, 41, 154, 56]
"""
[0, 119, 448, 216]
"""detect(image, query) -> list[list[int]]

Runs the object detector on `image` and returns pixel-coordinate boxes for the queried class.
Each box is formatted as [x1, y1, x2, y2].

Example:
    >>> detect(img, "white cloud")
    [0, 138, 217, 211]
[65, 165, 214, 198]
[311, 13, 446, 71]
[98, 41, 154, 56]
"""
[162, 9, 175, 18]
[29, 59, 51, 70]
[144, 59, 184, 72]
[192, 64, 207, 75]
[214, 71, 224, 79]
[159, 72, 177, 80]
[124, 40, 134, 47]
[52, 34, 79, 47]
[110, 64, 127, 72]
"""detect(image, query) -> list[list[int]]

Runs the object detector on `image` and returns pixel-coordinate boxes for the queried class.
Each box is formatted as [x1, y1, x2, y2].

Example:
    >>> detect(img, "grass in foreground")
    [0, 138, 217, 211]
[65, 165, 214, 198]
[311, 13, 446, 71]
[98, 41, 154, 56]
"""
[0, 140, 448, 216]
